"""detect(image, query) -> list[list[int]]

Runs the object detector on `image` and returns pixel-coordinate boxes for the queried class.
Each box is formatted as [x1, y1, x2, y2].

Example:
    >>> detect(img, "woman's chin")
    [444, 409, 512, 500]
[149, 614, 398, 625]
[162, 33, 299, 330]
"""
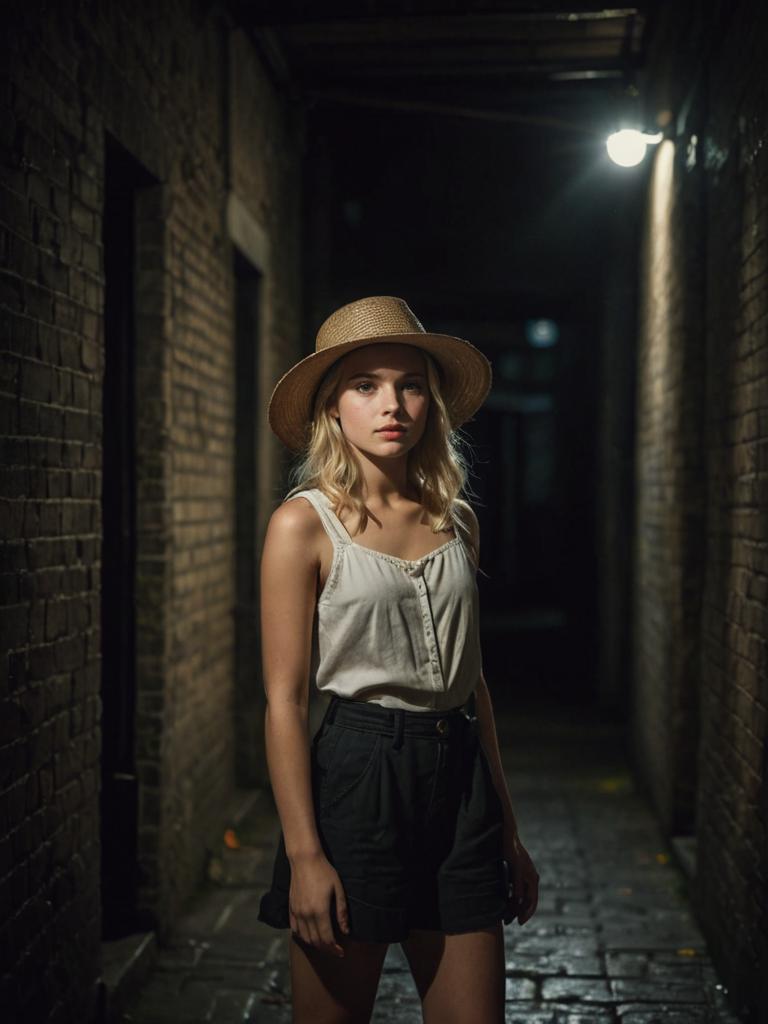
[351, 441, 413, 461]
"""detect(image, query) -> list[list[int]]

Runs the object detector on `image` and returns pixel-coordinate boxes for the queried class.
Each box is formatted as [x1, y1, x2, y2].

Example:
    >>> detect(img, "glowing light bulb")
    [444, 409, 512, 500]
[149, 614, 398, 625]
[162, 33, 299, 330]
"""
[606, 129, 663, 168]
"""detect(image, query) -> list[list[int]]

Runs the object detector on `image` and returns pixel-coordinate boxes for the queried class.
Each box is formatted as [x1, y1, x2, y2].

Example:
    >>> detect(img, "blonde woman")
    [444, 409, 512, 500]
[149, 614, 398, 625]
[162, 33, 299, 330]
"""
[257, 297, 539, 1023]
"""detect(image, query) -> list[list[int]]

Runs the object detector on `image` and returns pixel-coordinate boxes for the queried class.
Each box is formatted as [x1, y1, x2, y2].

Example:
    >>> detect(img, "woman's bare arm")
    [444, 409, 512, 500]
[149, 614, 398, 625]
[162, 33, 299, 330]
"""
[260, 498, 349, 954]
[261, 499, 323, 858]
[460, 503, 519, 834]
[475, 673, 519, 835]
[462, 502, 539, 923]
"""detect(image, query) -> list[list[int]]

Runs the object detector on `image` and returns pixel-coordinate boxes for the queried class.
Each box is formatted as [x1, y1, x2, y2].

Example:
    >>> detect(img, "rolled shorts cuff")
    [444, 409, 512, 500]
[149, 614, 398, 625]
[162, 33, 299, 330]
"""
[257, 885, 517, 941]
[256, 885, 409, 943]
[257, 888, 290, 930]
[346, 893, 409, 943]
[439, 889, 518, 932]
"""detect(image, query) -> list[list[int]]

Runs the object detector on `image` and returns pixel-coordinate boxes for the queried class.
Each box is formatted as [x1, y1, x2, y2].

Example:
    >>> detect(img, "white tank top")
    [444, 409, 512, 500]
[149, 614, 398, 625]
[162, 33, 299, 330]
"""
[286, 488, 482, 711]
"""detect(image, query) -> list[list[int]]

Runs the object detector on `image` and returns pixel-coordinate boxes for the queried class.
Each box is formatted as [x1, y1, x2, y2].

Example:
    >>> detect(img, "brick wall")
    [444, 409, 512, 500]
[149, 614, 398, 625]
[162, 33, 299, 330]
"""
[633, 125, 707, 834]
[696, 1, 767, 1015]
[632, 0, 767, 1017]
[1, 1, 302, 1020]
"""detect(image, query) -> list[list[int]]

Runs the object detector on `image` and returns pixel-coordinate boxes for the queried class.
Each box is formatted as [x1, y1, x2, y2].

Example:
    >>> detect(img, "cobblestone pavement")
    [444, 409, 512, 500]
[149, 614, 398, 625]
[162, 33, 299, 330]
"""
[119, 706, 742, 1023]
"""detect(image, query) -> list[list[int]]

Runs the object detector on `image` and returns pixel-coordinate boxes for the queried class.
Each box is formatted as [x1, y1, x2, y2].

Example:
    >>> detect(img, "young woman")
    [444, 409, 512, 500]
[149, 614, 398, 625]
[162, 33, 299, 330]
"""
[257, 296, 539, 1023]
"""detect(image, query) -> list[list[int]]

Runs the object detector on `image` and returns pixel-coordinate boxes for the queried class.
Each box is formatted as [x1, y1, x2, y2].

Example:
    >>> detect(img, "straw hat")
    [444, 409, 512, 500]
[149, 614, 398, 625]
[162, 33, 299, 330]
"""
[268, 296, 492, 451]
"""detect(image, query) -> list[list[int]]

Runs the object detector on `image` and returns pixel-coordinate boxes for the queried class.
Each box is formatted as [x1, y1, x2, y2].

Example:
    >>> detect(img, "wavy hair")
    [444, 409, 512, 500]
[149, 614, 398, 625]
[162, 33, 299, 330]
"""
[284, 347, 479, 565]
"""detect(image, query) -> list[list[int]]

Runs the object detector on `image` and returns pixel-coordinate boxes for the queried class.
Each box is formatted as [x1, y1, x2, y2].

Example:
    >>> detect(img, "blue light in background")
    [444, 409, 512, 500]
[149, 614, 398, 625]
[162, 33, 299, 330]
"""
[525, 318, 559, 348]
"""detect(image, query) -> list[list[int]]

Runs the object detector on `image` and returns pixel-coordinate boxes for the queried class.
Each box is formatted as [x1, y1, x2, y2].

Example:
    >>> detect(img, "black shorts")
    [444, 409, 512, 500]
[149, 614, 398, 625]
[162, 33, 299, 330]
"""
[257, 693, 516, 943]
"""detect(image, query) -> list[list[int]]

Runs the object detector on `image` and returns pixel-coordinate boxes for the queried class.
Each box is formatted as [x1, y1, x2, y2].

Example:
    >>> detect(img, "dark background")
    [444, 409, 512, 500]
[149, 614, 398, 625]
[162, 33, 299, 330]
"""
[302, 100, 645, 707]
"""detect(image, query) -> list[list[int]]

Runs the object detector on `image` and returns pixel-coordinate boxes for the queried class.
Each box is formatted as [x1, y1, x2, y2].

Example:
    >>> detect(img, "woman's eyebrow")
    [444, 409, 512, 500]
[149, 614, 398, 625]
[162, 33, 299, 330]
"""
[346, 371, 426, 381]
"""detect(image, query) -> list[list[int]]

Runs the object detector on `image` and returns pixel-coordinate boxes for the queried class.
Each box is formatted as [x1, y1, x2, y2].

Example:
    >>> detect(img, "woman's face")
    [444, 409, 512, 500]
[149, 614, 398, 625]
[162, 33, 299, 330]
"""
[328, 343, 430, 460]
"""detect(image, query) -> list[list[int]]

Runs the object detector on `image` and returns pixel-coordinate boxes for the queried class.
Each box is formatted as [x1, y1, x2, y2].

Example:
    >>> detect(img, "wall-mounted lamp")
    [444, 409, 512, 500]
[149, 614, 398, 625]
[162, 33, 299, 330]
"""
[606, 128, 664, 168]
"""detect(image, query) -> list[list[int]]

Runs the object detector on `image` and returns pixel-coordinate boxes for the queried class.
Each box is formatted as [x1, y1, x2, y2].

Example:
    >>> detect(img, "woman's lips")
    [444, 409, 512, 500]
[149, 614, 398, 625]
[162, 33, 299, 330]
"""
[376, 427, 406, 439]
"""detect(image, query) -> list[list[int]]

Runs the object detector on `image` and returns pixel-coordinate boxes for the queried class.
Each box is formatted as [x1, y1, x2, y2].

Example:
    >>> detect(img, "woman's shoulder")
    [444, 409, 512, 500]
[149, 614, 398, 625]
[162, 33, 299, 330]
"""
[281, 485, 320, 508]
[265, 489, 324, 546]
[451, 497, 480, 565]
[451, 497, 478, 533]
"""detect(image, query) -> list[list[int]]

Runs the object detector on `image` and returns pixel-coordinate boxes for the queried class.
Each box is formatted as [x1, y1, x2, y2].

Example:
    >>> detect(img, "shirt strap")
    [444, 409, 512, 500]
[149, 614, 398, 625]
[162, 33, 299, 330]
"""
[285, 489, 350, 549]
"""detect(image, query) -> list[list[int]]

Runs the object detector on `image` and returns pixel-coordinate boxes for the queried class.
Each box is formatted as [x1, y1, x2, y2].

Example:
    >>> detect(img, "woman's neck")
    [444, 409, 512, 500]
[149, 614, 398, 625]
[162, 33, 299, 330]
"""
[355, 452, 415, 505]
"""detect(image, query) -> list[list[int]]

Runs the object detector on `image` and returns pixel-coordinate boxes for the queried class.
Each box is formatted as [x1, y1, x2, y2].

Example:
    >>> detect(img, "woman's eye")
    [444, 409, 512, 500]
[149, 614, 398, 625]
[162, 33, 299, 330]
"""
[353, 380, 422, 394]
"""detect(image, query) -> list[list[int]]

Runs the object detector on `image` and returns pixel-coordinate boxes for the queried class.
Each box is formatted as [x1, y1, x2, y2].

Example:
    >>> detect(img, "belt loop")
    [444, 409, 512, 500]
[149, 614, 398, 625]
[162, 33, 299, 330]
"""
[391, 708, 404, 750]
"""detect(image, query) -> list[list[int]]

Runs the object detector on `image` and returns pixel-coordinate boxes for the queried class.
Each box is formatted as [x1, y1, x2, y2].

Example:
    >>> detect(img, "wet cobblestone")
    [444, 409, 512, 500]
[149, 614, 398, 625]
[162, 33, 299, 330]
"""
[120, 708, 741, 1022]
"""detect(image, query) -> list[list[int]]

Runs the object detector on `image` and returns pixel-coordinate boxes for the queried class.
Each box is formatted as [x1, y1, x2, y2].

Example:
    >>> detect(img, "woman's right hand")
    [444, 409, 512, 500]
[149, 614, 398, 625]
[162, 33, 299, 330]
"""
[288, 850, 350, 957]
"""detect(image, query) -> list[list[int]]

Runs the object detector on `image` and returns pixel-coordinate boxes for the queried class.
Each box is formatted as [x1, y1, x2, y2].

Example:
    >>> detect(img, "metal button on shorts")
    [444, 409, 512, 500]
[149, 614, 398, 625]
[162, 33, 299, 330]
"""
[257, 693, 517, 943]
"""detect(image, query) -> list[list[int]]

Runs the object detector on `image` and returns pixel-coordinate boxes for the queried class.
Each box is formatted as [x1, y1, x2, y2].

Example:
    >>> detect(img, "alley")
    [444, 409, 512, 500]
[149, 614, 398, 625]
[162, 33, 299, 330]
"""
[3, 1, 767, 1022]
[119, 706, 739, 1024]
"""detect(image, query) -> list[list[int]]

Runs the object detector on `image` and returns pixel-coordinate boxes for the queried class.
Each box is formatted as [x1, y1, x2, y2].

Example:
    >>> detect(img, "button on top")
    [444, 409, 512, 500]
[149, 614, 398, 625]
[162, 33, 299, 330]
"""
[408, 562, 424, 577]
[435, 718, 449, 734]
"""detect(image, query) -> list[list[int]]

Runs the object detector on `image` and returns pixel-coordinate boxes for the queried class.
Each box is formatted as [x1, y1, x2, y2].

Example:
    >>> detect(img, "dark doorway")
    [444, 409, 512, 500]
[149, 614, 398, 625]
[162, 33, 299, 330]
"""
[233, 249, 263, 785]
[445, 314, 598, 708]
[100, 134, 154, 938]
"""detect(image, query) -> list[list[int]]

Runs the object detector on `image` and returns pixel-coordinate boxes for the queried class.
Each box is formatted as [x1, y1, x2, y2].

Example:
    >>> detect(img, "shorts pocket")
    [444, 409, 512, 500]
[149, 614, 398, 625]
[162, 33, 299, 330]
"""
[316, 725, 381, 816]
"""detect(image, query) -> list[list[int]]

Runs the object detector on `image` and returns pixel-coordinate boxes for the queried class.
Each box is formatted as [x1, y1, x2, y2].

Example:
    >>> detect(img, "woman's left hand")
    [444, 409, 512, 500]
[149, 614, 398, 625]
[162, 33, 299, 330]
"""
[503, 825, 539, 925]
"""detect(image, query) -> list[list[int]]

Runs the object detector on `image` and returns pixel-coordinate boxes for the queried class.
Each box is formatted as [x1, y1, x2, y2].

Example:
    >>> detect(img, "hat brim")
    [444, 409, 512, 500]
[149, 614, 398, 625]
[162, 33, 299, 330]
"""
[268, 331, 492, 452]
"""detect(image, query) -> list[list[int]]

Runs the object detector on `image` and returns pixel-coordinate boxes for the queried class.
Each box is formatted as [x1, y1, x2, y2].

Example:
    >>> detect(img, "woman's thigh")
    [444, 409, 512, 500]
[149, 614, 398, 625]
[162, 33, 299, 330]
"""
[400, 924, 506, 1024]
[289, 932, 390, 1024]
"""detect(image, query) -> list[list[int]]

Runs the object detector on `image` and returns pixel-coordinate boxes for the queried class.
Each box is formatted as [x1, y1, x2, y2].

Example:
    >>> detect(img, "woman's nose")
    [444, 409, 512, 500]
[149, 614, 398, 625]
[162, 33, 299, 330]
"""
[380, 386, 401, 412]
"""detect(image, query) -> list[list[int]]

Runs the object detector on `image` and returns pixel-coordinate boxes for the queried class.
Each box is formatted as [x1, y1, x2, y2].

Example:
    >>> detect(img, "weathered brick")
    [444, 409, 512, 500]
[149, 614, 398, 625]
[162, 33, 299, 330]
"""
[623, 2, 768, 1019]
[2, 4, 301, 1023]
[0, 498, 25, 537]
[0, 604, 29, 651]
[0, 572, 19, 603]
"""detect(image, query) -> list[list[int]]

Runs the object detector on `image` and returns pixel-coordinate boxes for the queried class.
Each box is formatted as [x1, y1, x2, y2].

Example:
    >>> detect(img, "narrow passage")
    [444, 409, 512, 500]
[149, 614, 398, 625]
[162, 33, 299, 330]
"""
[122, 707, 739, 1023]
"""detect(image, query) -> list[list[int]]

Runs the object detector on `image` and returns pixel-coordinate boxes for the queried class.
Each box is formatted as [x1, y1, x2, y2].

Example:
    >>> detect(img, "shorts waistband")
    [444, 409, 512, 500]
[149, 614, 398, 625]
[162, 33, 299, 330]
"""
[322, 692, 477, 739]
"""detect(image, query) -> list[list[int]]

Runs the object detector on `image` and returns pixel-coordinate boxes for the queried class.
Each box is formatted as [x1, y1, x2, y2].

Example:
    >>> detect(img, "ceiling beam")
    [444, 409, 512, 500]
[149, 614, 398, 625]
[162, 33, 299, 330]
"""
[270, 12, 644, 48]
[242, 8, 643, 32]
[292, 55, 639, 82]
[305, 88, 607, 135]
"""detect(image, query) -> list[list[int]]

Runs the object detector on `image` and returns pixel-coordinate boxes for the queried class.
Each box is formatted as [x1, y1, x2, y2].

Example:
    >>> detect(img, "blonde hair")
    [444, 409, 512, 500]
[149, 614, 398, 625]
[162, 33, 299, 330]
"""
[285, 347, 480, 565]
